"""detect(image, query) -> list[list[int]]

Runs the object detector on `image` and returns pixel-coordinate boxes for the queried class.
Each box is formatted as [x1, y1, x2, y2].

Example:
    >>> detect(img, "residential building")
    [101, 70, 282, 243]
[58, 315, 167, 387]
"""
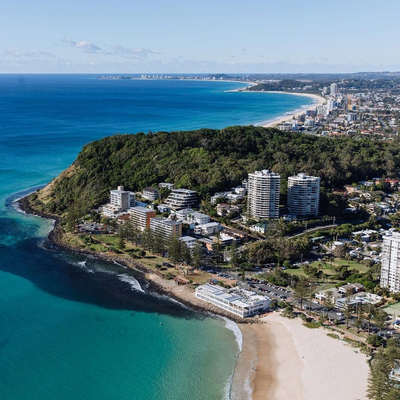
[194, 222, 221, 236]
[142, 187, 159, 201]
[287, 173, 320, 217]
[159, 182, 174, 190]
[381, 232, 400, 292]
[164, 188, 198, 209]
[330, 83, 338, 96]
[347, 112, 357, 122]
[128, 192, 136, 207]
[129, 206, 156, 231]
[150, 217, 182, 239]
[247, 170, 280, 219]
[216, 203, 241, 217]
[110, 186, 130, 211]
[195, 284, 271, 318]
[179, 236, 197, 250]
[102, 186, 132, 218]
[338, 283, 364, 295]
[174, 208, 209, 224]
[189, 212, 210, 225]
[102, 204, 122, 218]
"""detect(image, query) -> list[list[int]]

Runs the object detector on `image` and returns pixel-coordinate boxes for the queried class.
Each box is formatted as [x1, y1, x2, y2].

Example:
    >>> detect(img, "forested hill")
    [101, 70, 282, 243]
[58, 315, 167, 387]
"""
[29, 126, 400, 216]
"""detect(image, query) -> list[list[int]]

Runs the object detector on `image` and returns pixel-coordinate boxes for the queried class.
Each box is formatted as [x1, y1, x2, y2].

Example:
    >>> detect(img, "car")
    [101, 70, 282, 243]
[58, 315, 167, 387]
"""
[163, 262, 173, 268]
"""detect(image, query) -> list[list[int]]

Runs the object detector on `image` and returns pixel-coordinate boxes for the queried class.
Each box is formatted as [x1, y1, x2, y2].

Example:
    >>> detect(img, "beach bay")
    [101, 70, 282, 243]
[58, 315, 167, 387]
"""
[0, 75, 314, 400]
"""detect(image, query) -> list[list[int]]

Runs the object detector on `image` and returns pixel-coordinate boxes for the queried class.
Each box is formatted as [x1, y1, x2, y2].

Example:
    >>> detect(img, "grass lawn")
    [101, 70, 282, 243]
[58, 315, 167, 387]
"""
[309, 258, 369, 275]
[285, 268, 307, 277]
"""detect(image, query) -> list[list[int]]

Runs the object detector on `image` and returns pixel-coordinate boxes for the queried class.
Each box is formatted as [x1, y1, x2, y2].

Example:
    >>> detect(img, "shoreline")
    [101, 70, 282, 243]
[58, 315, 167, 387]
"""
[18, 192, 258, 399]
[16, 194, 258, 325]
[225, 86, 326, 129]
[261, 92, 325, 128]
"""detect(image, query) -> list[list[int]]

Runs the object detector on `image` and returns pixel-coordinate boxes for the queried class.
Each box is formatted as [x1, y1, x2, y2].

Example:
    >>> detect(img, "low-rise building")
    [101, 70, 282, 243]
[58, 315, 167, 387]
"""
[129, 206, 156, 231]
[179, 236, 197, 250]
[142, 187, 159, 201]
[195, 283, 271, 318]
[338, 283, 364, 295]
[194, 222, 221, 236]
[159, 182, 174, 190]
[150, 217, 182, 239]
[174, 208, 209, 224]
[164, 188, 198, 209]
[315, 288, 343, 302]
[216, 203, 241, 216]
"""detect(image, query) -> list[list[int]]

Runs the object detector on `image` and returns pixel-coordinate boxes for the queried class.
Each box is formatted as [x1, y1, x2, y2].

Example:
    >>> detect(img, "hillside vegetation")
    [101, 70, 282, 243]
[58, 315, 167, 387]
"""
[28, 126, 400, 217]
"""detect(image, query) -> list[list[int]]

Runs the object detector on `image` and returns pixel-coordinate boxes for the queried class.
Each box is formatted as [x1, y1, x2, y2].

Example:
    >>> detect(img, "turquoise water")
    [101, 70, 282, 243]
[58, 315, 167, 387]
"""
[0, 75, 312, 399]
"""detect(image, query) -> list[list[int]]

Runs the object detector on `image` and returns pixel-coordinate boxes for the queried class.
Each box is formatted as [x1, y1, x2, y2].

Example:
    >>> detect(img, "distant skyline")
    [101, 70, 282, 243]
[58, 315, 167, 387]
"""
[2, 0, 400, 73]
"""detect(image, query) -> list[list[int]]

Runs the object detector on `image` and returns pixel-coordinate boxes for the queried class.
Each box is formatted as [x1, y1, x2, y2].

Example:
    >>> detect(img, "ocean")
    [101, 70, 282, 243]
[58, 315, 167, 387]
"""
[0, 74, 312, 400]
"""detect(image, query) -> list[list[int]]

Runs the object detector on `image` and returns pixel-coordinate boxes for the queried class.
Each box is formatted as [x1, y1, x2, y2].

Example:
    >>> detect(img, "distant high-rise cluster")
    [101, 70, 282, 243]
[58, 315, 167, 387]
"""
[247, 171, 320, 219]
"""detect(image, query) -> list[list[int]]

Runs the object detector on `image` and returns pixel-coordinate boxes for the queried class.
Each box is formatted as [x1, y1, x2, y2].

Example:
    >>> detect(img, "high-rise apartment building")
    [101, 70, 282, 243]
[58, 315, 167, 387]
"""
[381, 232, 400, 293]
[110, 186, 130, 210]
[287, 173, 320, 217]
[330, 83, 338, 96]
[247, 170, 280, 219]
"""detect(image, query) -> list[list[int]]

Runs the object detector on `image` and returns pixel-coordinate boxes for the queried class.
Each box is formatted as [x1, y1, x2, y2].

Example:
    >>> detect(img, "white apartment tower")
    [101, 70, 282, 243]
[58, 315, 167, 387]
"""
[288, 173, 320, 217]
[247, 170, 280, 219]
[381, 232, 400, 293]
[330, 83, 338, 97]
[110, 186, 130, 211]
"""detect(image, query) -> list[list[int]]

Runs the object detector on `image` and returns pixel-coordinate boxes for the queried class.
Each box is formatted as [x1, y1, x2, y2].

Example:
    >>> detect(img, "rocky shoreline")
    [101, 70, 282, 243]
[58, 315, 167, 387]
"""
[18, 194, 259, 324]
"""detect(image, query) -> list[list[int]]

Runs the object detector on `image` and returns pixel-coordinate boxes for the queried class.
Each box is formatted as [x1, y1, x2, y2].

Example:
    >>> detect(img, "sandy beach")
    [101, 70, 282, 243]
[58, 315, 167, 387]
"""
[261, 92, 326, 128]
[235, 312, 369, 400]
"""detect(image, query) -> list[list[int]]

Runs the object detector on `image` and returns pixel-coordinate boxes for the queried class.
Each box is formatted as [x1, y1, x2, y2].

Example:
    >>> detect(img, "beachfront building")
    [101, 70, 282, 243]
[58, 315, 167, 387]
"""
[287, 173, 320, 217]
[142, 187, 159, 201]
[129, 206, 156, 231]
[164, 188, 198, 209]
[247, 170, 280, 219]
[150, 217, 182, 239]
[381, 231, 400, 292]
[195, 284, 271, 318]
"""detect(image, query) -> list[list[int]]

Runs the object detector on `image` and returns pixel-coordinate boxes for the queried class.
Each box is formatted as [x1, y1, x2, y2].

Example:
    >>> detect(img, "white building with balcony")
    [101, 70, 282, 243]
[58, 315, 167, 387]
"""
[287, 173, 320, 217]
[247, 170, 280, 219]
[164, 188, 198, 209]
[381, 231, 400, 292]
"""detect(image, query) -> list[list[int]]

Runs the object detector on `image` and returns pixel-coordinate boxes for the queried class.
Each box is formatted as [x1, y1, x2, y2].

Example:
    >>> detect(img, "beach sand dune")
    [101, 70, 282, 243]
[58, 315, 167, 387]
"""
[237, 313, 369, 400]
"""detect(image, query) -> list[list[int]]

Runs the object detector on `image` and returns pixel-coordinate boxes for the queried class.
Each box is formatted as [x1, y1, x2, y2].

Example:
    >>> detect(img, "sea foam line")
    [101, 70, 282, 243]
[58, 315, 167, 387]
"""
[117, 274, 145, 292]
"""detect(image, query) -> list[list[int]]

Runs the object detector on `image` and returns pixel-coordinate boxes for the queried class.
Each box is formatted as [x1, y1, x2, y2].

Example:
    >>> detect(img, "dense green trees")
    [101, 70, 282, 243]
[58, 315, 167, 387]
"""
[29, 126, 400, 218]
[367, 338, 400, 400]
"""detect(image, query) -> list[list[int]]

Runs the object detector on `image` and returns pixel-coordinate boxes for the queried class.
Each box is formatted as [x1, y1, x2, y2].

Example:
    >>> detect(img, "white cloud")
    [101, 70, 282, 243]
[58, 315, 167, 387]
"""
[104, 45, 158, 59]
[3, 50, 56, 60]
[61, 38, 101, 53]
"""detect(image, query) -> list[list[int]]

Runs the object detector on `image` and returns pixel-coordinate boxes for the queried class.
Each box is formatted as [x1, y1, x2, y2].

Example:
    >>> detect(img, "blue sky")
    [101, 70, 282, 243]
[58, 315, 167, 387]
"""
[1, 0, 399, 73]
